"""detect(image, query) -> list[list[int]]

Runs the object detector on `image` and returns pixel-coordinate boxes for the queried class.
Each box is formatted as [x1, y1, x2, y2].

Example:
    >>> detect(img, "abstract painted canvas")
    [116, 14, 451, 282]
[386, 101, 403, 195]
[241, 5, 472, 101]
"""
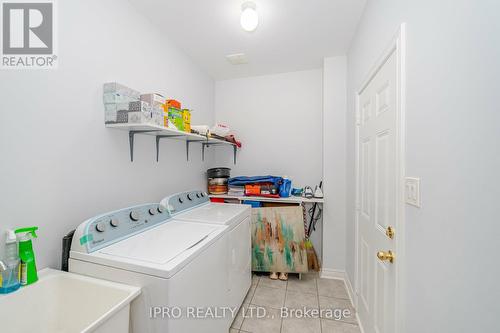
[251, 206, 308, 273]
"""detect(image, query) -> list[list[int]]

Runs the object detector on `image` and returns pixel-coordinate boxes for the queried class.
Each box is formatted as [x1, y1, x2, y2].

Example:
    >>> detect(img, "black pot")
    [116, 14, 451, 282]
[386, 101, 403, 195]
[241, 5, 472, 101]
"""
[207, 167, 231, 179]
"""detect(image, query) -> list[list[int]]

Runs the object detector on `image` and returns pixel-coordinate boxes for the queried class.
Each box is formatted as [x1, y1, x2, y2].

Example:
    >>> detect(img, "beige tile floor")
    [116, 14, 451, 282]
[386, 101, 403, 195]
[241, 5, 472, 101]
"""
[230, 273, 361, 333]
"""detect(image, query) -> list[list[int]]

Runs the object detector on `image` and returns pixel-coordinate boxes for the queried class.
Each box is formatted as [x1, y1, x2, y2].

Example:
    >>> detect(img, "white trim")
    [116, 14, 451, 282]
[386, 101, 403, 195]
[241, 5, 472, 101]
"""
[319, 268, 345, 280]
[320, 269, 364, 332]
[395, 23, 407, 333]
[356, 313, 367, 333]
[344, 272, 356, 309]
[321, 269, 356, 310]
[354, 23, 406, 333]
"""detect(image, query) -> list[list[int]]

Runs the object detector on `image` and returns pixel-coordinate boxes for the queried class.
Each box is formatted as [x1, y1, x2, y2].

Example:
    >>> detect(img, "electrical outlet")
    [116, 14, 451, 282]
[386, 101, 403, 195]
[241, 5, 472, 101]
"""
[405, 177, 420, 207]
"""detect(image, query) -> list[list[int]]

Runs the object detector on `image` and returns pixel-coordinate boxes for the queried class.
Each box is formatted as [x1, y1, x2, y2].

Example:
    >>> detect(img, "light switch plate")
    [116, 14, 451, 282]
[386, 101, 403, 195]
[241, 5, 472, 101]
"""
[405, 177, 421, 207]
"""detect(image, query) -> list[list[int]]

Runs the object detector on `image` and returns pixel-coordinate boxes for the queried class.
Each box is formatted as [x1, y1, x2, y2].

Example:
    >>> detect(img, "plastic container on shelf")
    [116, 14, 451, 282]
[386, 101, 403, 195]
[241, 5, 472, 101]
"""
[279, 176, 292, 198]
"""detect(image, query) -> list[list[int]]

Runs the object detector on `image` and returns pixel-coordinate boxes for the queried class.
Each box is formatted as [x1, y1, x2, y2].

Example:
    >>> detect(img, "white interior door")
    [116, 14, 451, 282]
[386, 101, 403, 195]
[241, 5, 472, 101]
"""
[356, 47, 399, 333]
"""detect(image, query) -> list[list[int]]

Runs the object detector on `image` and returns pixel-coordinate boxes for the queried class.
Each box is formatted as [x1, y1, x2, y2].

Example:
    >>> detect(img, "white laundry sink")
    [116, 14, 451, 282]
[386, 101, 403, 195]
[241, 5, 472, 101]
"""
[0, 268, 140, 333]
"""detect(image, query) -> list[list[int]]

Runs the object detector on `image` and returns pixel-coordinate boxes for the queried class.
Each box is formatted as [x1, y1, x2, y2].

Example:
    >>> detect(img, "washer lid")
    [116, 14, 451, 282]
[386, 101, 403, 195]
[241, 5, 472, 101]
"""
[99, 221, 217, 264]
[174, 203, 250, 225]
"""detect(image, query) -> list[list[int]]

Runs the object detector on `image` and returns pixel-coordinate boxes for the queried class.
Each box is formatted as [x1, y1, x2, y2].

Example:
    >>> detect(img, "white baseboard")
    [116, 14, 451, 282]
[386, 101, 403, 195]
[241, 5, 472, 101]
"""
[356, 312, 366, 333]
[319, 268, 345, 280]
[344, 273, 355, 305]
[320, 268, 364, 332]
[320, 269, 357, 309]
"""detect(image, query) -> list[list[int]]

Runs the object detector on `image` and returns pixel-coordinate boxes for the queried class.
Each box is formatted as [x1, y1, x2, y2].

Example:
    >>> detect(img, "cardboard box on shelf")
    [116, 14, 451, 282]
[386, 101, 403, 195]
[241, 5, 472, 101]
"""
[103, 82, 140, 100]
[166, 99, 181, 109]
[127, 111, 153, 124]
[141, 93, 166, 108]
[168, 107, 184, 131]
[128, 101, 151, 112]
[103, 93, 138, 104]
[182, 109, 191, 132]
[116, 110, 129, 123]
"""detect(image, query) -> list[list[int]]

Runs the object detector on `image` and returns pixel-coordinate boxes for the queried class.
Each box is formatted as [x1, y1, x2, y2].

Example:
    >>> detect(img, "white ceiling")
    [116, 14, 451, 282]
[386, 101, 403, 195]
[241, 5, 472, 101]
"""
[130, 0, 366, 80]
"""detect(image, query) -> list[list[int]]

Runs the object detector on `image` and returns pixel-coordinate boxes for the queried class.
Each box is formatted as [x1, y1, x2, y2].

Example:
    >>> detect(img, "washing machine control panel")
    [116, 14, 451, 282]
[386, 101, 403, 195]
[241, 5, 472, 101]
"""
[160, 190, 209, 215]
[80, 203, 171, 253]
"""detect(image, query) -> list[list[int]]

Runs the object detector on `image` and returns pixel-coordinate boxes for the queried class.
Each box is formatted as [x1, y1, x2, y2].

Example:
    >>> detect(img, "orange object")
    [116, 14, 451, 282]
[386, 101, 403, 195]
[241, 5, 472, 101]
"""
[245, 184, 261, 196]
[166, 99, 181, 109]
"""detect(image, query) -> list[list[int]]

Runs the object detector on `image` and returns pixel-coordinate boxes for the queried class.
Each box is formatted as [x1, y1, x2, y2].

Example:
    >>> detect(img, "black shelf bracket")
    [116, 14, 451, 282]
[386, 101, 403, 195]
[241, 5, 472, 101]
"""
[201, 142, 238, 164]
[186, 139, 208, 161]
[233, 145, 237, 165]
[155, 134, 185, 162]
[128, 130, 157, 162]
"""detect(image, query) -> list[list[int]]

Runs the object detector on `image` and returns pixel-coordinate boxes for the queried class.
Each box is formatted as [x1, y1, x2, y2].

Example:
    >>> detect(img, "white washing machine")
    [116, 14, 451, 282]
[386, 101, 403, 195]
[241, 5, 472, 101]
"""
[160, 191, 252, 312]
[68, 195, 247, 333]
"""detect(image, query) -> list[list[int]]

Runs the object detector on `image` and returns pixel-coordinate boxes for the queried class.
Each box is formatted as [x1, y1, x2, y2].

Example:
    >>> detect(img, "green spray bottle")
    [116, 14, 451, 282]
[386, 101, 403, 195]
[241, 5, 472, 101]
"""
[14, 227, 38, 285]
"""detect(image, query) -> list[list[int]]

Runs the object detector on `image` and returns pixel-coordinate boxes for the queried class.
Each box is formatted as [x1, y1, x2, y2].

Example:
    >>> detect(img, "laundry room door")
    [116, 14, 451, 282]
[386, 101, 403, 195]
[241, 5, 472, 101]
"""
[356, 28, 404, 333]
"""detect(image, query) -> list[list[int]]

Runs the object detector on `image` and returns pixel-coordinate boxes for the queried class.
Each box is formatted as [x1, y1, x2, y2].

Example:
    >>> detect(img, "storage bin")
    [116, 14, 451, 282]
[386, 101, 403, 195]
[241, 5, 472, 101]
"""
[242, 200, 263, 208]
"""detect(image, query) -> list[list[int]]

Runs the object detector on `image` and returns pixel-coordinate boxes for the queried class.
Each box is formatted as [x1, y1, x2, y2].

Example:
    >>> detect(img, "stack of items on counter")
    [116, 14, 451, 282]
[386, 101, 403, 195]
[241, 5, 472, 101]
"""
[207, 168, 231, 195]
[209, 175, 292, 206]
[103, 82, 192, 133]
[229, 176, 292, 198]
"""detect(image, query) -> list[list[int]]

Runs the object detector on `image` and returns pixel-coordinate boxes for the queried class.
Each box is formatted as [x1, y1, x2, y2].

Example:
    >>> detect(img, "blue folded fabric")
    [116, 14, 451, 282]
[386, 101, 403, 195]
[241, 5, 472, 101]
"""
[228, 175, 283, 187]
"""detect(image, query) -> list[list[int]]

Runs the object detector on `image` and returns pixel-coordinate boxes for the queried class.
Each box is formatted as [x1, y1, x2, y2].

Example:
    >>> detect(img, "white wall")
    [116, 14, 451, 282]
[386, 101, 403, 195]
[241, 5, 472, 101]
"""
[214, 69, 324, 256]
[346, 1, 500, 331]
[322, 57, 347, 274]
[0, 0, 215, 269]
[214, 69, 323, 187]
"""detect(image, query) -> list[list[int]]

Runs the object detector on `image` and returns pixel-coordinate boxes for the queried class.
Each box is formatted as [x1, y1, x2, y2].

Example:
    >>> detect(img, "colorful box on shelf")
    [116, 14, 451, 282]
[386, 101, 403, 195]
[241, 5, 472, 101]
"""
[182, 109, 191, 133]
[167, 107, 184, 131]
[166, 99, 181, 109]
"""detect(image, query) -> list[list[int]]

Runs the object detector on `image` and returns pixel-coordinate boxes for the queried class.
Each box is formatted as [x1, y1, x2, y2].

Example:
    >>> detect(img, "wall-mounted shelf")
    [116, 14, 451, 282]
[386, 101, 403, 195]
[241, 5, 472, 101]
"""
[106, 123, 238, 163]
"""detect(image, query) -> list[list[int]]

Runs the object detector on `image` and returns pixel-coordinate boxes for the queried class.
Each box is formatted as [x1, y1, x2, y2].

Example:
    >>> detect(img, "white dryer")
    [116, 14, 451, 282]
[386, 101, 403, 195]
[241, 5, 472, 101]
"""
[160, 191, 252, 312]
[69, 201, 234, 333]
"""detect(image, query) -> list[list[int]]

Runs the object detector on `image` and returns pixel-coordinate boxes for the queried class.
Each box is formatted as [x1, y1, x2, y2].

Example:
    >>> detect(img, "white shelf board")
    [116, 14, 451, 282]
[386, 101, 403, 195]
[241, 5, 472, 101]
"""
[106, 123, 236, 145]
[209, 194, 324, 204]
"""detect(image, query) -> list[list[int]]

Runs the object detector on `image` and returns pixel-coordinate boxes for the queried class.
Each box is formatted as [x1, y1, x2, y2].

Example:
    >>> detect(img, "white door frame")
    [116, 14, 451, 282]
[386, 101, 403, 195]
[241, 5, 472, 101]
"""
[354, 23, 406, 333]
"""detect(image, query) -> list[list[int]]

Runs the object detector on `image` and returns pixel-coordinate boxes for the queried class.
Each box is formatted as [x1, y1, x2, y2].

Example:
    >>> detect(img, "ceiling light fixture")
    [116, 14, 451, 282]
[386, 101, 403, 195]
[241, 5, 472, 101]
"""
[240, 1, 258, 32]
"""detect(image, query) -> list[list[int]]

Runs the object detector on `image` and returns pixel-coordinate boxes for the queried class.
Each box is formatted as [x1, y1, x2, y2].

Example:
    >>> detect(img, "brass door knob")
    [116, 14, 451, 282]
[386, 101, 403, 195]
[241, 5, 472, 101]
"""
[377, 250, 395, 263]
[386, 226, 395, 239]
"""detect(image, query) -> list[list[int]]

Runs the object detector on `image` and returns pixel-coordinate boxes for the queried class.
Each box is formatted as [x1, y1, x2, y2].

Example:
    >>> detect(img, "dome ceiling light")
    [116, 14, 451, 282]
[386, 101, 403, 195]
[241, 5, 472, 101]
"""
[240, 1, 259, 32]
